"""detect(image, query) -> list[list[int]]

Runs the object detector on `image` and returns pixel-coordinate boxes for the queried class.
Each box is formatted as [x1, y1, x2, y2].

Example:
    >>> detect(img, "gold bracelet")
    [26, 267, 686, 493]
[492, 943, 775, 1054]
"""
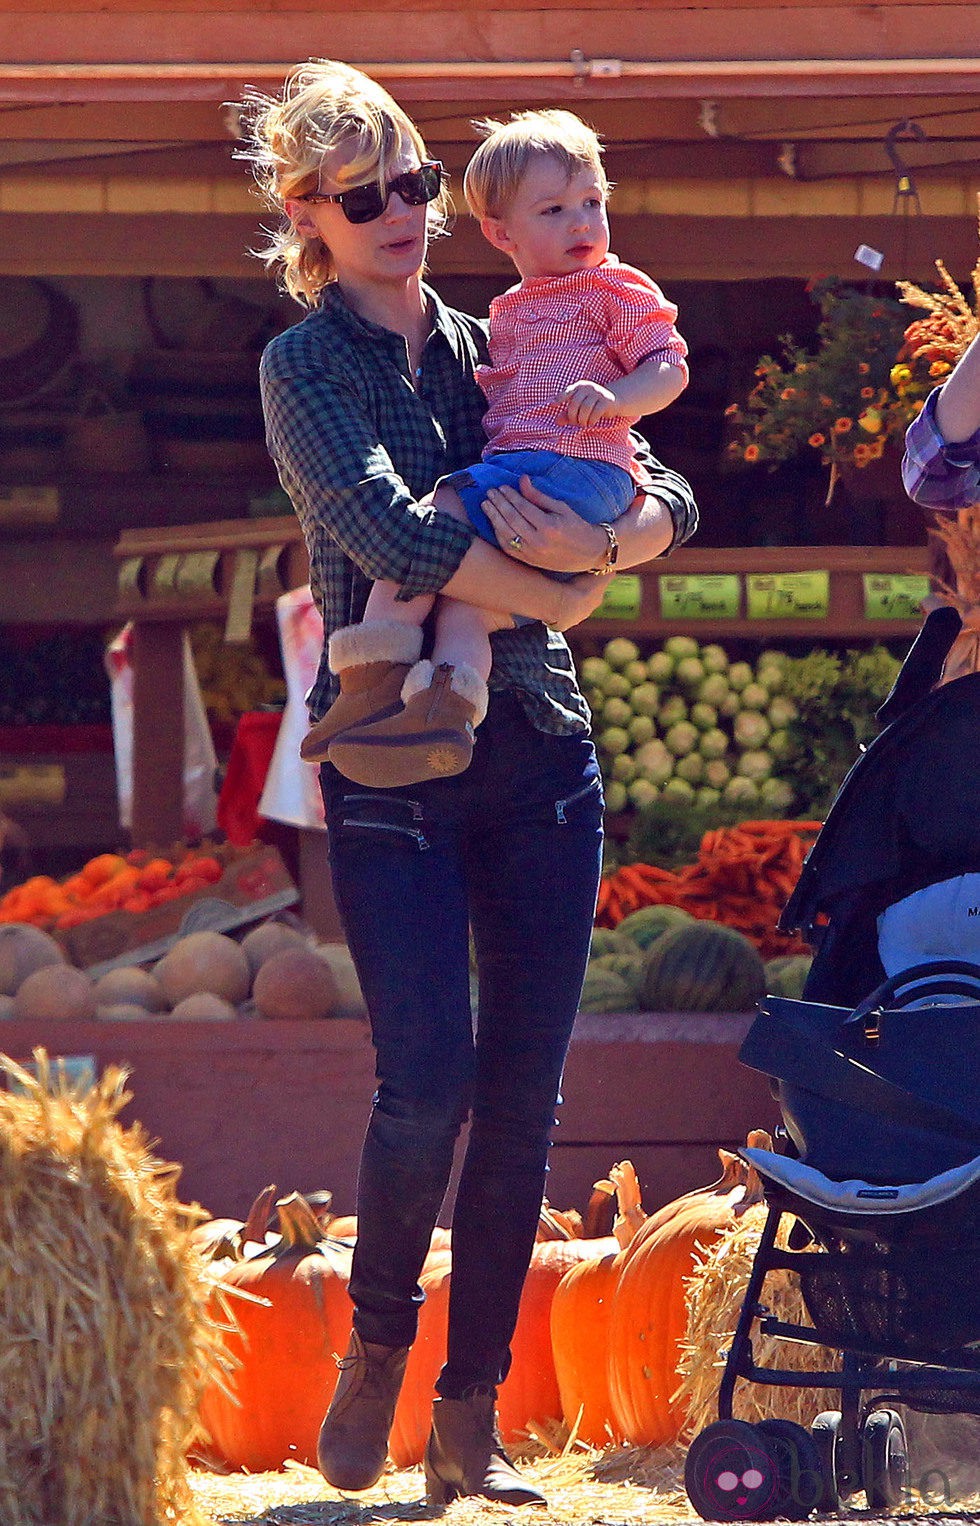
[588, 521, 619, 575]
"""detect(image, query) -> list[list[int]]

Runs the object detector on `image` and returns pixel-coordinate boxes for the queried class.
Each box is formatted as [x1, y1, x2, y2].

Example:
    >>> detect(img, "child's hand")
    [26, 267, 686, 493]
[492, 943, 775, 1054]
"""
[563, 380, 623, 427]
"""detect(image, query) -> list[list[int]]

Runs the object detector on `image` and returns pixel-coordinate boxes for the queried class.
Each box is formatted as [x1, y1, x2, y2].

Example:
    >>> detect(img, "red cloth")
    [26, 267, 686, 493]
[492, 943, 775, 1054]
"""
[217, 711, 283, 847]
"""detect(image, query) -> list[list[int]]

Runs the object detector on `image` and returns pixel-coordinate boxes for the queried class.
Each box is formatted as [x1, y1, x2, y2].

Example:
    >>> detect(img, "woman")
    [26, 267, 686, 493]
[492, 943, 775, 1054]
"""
[244, 59, 697, 1506]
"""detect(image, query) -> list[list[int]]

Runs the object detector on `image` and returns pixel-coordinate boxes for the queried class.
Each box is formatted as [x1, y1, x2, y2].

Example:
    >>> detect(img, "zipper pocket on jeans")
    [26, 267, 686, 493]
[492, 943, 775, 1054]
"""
[554, 774, 601, 824]
[340, 818, 430, 850]
[341, 792, 424, 821]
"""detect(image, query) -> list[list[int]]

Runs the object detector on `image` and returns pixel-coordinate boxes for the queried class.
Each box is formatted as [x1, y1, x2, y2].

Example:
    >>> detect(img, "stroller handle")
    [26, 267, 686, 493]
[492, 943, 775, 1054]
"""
[843, 958, 980, 1023]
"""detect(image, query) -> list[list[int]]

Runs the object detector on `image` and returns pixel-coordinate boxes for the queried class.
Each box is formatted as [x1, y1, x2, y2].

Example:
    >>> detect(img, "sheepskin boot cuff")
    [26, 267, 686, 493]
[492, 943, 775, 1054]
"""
[327, 620, 423, 674]
[402, 659, 489, 728]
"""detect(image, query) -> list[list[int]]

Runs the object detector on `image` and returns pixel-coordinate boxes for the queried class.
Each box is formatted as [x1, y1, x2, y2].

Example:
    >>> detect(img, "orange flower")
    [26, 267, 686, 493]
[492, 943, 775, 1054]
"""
[853, 442, 872, 467]
[724, 402, 740, 416]
[833, 416, 853, 433]
[860, 386, 874, 399]
[744, 444, 761, 462]
[780, 388, 798, 400]
[858, 361, 870, 374]
[808, 432, 826, 448]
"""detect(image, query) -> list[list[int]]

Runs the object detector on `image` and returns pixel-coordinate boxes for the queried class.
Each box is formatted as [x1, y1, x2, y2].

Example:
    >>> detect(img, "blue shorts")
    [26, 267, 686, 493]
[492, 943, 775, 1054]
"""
[442, 449, 634, 549]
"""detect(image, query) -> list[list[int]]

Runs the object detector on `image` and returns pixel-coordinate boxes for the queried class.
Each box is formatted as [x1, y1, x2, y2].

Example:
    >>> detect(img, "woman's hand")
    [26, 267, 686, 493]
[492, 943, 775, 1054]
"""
[549, 572, 613, 631]
[480, 476, 609, 574]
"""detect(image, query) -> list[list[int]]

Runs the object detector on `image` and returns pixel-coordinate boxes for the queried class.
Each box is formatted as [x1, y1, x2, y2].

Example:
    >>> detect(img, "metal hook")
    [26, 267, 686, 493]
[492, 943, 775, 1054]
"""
[884, 118, 926, 212]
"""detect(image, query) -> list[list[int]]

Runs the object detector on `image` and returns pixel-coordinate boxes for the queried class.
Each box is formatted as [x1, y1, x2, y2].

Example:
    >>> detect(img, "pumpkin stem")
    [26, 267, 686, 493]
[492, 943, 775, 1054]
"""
[536, 1200, 581, 1241]
[583, 1180, 616, 1239]
[240, 1183, 277, 1247]
[274, 1191, 325, 1252]
[608, 1160, 646, 1249]
[736, 1128, 773, 1213]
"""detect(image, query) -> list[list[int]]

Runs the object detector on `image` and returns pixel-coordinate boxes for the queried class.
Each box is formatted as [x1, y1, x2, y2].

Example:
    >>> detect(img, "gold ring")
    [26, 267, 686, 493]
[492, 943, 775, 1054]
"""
[509, 534, 524, 550]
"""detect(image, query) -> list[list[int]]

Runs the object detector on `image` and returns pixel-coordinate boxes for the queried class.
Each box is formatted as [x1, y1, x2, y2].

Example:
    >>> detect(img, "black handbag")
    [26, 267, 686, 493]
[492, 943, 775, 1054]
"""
[739, 961, 980, 1182]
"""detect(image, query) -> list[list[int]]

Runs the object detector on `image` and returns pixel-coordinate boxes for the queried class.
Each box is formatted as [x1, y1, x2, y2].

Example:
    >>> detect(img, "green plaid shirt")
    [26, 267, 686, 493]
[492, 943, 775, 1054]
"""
[260, 282, 697, 731]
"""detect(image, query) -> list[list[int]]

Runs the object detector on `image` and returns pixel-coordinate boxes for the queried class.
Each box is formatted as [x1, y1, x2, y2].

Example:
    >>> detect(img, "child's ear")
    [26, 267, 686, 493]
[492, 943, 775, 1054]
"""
[285, 199, 320, 240]
[480, 215, 515, 255]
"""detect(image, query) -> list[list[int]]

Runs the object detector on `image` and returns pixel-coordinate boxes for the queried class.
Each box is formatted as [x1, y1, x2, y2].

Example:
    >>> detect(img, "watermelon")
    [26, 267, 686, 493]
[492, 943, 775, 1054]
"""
[616, 903, 693, 951]
[641, 921, 766, 1013]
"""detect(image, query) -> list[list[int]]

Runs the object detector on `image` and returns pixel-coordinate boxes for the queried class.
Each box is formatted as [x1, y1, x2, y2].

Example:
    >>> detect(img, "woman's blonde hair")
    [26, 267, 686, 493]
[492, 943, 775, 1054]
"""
[463, 109, 608, 222]
[239, 58, 450, 305]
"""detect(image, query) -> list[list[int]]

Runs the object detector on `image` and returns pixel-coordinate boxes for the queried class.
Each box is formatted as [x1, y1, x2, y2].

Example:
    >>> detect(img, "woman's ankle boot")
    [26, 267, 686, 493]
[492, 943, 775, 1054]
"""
[327, 660, 489, 788]
[423, 1391, 547, 1507]
[316, 1330, 410, 1491]
[299, 622, 423, 765]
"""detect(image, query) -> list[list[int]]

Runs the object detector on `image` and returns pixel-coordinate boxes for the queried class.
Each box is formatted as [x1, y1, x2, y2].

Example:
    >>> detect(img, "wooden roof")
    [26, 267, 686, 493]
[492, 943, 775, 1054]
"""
[1, 1, 978, 278]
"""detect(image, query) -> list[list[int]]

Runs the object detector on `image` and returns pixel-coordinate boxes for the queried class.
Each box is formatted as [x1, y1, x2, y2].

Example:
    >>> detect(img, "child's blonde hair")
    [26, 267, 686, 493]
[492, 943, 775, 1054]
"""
[463, 109, 608, 222]
[239, 58, 450, 305]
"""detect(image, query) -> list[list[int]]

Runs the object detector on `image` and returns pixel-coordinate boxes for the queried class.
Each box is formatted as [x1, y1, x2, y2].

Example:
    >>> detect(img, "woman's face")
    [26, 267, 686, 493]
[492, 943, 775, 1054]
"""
[287, 135, 431, 290]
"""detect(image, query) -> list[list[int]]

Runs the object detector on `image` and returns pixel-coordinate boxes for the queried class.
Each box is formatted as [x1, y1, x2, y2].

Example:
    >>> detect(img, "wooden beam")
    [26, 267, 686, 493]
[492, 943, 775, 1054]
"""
[0, 209, 972, 281]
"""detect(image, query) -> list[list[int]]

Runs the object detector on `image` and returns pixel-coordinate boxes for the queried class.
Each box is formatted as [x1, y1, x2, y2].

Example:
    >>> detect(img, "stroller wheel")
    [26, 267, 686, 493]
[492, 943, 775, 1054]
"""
[757, 1418, 825, 1519]
[810, 1411, 843, 1512]
[861, 1408, 909, 1511]
[684, 1420, 784, 1522]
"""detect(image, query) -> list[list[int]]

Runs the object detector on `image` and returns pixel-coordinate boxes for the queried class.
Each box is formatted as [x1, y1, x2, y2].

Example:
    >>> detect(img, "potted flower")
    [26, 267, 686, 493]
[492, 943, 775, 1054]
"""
[725, 277, 923, 506]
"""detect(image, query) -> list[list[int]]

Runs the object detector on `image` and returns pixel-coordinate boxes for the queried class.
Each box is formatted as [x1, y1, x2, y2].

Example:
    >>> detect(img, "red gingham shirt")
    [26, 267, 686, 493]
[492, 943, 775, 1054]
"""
[476, 255, 688, 481]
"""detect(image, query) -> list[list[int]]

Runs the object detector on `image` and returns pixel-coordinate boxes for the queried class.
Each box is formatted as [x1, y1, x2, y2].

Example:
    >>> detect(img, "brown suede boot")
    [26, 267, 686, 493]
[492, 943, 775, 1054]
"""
[327, 660, 489, 788]
[299, 621, 423, 765]
[423, 1392, 547, 1507]
[316, 1329, 410, 1492]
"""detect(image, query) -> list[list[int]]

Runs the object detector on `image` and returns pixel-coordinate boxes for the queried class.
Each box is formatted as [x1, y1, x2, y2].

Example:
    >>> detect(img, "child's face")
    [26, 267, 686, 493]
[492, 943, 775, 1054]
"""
[482, 157, 610, 281]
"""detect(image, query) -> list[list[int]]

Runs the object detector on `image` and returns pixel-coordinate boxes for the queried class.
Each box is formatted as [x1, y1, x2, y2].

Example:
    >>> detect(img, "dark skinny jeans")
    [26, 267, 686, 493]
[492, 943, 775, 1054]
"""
[320, 690, 603, 1397]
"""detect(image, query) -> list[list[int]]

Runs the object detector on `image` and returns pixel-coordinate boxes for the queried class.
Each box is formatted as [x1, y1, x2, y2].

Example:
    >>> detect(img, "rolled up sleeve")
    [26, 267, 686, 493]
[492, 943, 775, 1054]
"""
[902, 387, 980, 513]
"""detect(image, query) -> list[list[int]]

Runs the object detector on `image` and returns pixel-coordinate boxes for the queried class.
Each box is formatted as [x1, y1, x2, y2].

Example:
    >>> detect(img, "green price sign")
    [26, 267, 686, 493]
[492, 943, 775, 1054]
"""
[590, 573, 642, 620]
[862, 573, 930, 621]
[658, 573, 740, 620]
[746, 570, 829, 620]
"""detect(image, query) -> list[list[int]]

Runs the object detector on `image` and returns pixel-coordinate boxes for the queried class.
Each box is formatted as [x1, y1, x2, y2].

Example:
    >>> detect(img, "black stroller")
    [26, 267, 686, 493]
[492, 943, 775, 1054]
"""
[684, 606, 980, 1521]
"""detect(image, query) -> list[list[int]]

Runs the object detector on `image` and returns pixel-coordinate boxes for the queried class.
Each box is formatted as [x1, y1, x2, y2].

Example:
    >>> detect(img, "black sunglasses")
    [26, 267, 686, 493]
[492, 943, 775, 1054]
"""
[297, 160, 444, 224]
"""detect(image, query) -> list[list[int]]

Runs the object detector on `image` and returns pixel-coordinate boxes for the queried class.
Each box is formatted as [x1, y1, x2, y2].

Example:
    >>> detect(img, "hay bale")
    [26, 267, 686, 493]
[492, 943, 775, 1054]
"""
[675, 1203, 839, 1436]
[0, 1048, 227, 1525]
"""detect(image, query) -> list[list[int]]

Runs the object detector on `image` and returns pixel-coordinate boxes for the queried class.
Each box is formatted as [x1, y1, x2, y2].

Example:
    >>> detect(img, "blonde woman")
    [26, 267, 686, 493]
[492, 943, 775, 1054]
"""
[243, 59, 696, 1506]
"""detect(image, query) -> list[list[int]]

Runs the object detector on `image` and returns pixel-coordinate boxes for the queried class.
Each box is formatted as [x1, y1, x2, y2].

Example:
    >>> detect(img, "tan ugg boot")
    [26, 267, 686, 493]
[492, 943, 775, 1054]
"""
[299, 621, 423, 765]
[423, 1392, 547, 1507]
[327, 660, 489, 787]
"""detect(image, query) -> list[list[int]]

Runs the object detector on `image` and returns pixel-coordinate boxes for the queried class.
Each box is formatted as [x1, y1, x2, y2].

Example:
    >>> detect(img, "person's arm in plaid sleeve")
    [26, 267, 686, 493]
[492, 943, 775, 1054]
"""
[903, 336, 980, 512]
[262, 357, 474, 599]
[263, 354, 609, 628]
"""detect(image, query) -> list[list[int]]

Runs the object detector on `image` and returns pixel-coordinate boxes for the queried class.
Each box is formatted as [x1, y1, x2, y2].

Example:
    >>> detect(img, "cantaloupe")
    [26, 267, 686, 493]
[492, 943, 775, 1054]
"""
[239, 920, 309, 982]
[169, 993, 238, 1021]
[641, 921, 766, 1013]
[13, 965, 98, 1022]
[155, 932, 250, 1007]
[94, 967, 168, 1012]
[252, 947, 340, 1021]
[0, 924, 66, 997]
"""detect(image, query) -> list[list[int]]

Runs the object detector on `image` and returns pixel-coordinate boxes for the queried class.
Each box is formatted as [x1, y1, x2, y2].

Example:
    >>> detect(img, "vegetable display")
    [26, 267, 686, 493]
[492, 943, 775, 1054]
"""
[596, 819, 821, 958]
[583, 635, 900, 819]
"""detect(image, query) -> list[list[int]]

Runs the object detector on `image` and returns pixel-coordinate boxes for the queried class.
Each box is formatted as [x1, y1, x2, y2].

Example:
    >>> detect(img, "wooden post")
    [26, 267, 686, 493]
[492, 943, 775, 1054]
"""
[130, 620, 185, 846]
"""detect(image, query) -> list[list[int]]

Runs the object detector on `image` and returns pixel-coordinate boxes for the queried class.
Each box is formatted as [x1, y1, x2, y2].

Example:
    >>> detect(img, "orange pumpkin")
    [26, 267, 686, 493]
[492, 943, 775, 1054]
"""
[550, 1160, 647, 1446]
[388, 1207, 621, 1467]
[605, 1133, 768, 1448]
[196, 1192, 354, 1472]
